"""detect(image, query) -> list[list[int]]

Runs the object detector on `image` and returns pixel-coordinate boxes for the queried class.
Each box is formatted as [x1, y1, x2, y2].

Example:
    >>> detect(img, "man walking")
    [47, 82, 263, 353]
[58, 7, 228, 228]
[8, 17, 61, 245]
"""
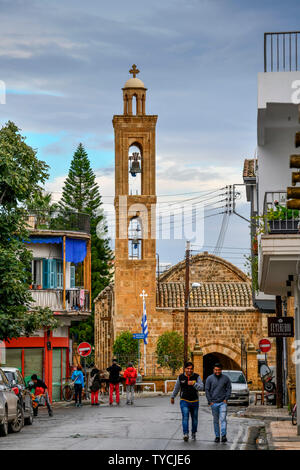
[123, 362, 137, 405]
[107, 359, 122, 406]
[171, 361, 204, 441]
[205, 363, 232, 443]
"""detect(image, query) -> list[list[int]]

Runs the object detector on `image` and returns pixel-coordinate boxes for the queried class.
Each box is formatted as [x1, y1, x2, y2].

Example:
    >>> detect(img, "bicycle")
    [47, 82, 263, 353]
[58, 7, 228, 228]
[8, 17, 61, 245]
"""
[292, 403, 297, 426]
[62, 377, 89, 402]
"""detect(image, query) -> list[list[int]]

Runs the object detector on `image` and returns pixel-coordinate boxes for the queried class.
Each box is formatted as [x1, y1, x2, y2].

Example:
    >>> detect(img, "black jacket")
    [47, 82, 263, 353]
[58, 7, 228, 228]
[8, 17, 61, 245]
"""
[172, 373, 203, 402]
[90, 373, 102, 392]
[32, 379, 48, 391]
[107, 364, 122, 384]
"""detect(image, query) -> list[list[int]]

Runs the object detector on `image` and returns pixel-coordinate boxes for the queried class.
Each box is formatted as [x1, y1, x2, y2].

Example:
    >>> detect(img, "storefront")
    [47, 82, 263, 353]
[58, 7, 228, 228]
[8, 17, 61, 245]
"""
[3, 329, 70, 402]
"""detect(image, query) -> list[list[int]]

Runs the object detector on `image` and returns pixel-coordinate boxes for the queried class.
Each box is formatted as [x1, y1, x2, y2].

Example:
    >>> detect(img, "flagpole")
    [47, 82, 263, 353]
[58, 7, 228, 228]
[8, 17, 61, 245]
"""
[140, 290, 148, 377]
[144, 342, 147, 376]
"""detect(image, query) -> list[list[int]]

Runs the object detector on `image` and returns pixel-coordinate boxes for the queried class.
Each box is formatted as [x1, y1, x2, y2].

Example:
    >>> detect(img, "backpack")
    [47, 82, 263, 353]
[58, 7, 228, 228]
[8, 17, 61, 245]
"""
[127, 369, 136, 386]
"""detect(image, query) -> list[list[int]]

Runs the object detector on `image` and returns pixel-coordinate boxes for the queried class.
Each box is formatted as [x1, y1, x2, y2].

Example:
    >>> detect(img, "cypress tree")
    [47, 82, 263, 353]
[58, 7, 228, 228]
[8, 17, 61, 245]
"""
[59, 143, 113, 345]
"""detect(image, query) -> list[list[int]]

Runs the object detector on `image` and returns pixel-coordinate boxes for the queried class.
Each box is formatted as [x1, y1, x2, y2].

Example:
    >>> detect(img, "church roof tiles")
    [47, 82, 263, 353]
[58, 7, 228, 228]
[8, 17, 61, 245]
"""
[156, 282, 252, 308]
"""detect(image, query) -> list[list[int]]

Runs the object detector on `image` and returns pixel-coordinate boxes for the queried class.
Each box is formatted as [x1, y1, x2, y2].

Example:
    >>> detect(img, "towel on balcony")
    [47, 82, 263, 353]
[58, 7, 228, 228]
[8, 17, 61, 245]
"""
[65, 238, 87, 264]
[80, 289, 85, 308]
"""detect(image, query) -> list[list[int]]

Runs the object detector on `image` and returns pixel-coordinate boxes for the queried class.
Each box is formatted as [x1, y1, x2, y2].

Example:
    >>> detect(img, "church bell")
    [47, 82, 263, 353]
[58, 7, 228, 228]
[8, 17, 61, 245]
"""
[129, 152, 141, 177]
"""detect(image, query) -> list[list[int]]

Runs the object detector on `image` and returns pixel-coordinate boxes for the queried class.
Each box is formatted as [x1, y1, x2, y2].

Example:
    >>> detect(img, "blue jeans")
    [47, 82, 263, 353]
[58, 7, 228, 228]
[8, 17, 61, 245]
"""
[180, 400, 199, 435]
[211, 402, 227, 437]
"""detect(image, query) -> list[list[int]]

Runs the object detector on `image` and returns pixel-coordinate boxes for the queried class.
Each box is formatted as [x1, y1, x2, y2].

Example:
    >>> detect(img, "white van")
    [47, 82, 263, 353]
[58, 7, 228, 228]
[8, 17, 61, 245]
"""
[222, 370, 250, 406]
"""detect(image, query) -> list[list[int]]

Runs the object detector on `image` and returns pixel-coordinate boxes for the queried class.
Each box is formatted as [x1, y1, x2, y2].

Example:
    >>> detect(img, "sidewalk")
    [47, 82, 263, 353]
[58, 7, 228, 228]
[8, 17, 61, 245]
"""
[243, 405, 300, 450]
[244, 404, 290, 421]
[267, 421, 300, 450]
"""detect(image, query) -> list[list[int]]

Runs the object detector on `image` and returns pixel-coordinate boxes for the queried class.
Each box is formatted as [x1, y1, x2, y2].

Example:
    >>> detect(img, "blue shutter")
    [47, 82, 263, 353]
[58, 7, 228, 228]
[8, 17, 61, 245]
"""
[57, 261, 63, 288]
[49, 259, 57, 289]
[70, 265, 75, 288]
[43, 259, 50, 289]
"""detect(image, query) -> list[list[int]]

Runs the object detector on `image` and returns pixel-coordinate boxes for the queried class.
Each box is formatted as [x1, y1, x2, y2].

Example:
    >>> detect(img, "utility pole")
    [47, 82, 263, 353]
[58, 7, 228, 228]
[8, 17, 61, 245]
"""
[184, 241, 190, 365]
[276, 295, 284, 408]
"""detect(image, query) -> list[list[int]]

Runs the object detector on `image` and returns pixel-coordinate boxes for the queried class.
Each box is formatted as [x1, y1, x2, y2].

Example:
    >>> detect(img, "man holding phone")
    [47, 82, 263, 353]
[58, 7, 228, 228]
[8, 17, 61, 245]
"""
[171, 361, 204, 442]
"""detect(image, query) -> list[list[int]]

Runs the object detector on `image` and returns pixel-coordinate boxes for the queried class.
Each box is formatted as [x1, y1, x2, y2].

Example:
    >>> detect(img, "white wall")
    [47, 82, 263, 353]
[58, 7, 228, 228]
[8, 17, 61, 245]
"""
[257, 103, 299, 214]
[258, 71, 300, 109]
[28, 243, 62, 259]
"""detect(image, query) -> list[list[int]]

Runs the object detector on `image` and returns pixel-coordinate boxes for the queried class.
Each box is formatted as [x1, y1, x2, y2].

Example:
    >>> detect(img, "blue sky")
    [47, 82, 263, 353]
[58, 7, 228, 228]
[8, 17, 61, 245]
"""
[0, 0, 299, 269]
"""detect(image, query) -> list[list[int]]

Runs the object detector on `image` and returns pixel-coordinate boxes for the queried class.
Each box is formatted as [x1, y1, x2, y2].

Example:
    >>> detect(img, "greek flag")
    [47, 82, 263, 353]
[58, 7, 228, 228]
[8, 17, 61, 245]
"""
[141, 300, 148, 345]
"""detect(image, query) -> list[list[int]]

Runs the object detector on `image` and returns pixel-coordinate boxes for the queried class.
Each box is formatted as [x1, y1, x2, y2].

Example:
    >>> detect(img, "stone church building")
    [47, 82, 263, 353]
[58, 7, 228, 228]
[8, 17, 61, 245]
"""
[94, 66, 276, 388]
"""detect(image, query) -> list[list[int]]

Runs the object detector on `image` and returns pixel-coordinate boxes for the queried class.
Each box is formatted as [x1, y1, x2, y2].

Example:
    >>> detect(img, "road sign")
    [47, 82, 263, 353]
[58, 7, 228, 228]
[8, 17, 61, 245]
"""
[133, 333, 145, 339]
[77, 342, 92, 357]
[259, 338, 271, 353]
[268, 317, 294, 337]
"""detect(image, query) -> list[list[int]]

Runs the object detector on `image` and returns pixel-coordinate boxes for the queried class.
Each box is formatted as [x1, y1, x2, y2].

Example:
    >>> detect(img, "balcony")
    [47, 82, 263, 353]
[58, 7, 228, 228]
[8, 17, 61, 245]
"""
[26, 210, 90, 234]
[264, 32, 300, 72]
[30, 289, 91, 313]
[263, 191, 300, 234]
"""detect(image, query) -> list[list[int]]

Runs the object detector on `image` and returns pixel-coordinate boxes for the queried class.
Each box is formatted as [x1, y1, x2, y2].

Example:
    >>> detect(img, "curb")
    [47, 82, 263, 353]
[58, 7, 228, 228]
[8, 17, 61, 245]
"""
[265, 422, 276, 450]
[243, 413, 290, 422]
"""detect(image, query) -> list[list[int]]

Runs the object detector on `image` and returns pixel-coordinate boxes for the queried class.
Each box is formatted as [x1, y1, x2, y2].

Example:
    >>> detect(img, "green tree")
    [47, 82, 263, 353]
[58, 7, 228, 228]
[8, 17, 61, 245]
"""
[0, 121, 58, 340]
[59, 143, 113, 345]
[156, 331, 184, 375]
[113, 331, 139, 368]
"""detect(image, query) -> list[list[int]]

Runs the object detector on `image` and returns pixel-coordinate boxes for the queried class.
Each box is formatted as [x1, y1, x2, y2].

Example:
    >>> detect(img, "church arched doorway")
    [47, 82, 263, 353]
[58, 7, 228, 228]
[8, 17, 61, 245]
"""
[203, 352, 240, 380]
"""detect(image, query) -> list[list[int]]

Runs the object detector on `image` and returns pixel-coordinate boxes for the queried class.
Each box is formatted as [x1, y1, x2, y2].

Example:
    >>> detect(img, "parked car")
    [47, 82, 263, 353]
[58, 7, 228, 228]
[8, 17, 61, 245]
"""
[0, 368, 24, 436]
[222, 370, 250, 406]
[2, 367, 34, 425]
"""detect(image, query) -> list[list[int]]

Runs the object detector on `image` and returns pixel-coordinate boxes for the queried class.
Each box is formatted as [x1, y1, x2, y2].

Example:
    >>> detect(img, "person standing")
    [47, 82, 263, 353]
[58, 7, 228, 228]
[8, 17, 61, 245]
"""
[171, 362, 204, 441]
[90, 368, 101, 406]
[205, 363, 232, 443]
[71, 365, 85, 407]
[123, 362, 137, 405]
[107, 359, 122, 406]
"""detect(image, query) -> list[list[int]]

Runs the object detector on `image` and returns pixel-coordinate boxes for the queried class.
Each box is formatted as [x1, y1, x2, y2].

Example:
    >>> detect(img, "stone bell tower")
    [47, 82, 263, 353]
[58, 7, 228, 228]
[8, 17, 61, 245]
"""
[113, 65, 158, 348]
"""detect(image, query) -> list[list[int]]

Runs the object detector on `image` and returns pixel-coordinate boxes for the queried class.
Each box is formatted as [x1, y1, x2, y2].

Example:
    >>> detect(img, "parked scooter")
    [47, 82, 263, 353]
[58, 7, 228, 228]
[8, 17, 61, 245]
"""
[260, 363, 276, 405]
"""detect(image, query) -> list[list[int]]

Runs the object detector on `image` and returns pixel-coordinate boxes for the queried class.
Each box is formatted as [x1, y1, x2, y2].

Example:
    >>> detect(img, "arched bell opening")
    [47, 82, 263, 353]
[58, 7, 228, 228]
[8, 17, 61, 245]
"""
[128, 143, 142, 195]
[128, 216, 143, 260]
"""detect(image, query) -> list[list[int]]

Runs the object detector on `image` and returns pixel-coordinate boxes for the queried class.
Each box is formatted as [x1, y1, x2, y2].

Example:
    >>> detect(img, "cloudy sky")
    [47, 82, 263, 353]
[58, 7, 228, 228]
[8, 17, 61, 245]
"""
[1, 0, 299, 270]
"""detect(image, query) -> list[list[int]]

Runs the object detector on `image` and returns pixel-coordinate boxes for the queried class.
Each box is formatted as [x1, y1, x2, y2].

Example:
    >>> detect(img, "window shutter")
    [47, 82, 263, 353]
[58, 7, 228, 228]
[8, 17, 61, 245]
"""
[49, 259, 57, 289]
[70, 265, 75, 288]
[57, 261, 63, 289]
[43, 259, 50, 289]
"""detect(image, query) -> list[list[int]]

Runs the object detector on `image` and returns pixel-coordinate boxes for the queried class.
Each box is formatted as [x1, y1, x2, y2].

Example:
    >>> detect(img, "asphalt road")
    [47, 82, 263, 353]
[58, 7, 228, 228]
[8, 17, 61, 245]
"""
[0, 396, 262, 450]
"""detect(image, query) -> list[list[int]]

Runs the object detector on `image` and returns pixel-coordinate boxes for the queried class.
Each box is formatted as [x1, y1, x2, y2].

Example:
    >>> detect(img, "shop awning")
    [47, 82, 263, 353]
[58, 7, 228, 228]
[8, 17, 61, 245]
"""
[27, 237, 63, 244]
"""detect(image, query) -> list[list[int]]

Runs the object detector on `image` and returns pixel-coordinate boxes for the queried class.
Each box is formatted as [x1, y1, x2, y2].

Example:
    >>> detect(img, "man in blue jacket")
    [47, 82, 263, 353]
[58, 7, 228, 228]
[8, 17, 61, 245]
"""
[205, 363, 231, 443]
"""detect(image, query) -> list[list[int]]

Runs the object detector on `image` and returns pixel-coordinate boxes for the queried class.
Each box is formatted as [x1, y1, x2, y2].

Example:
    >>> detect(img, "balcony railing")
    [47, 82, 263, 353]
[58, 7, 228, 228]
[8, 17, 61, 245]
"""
[263, 191, 300, 233]
[264, 32, 300, 72]
[26, 210, 90, 234]
[30, 289, 90, 312]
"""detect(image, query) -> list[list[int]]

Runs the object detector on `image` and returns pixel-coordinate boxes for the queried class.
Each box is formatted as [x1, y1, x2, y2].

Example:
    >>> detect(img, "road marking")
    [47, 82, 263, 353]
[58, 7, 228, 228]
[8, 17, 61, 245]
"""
[230, 425, 245, 450]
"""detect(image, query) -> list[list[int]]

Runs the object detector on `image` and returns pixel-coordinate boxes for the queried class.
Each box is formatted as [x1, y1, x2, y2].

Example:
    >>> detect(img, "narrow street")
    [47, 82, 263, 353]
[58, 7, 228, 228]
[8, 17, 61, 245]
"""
[0, 396, 263, 450]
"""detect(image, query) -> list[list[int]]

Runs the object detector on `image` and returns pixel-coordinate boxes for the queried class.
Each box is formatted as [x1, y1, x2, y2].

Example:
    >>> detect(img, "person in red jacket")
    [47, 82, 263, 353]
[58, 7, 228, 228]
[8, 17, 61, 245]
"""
[123, 362, 137, 405]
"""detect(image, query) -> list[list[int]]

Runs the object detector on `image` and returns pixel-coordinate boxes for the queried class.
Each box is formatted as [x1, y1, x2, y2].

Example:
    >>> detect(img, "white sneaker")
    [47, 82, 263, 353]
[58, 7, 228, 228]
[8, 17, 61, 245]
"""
[183, 434, 189, 442]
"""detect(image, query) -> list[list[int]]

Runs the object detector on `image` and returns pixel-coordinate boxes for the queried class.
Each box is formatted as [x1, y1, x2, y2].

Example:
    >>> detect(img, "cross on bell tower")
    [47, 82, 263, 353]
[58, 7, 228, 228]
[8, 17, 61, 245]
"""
[129, 64, 140, 78]
[113, 66, 158, 348]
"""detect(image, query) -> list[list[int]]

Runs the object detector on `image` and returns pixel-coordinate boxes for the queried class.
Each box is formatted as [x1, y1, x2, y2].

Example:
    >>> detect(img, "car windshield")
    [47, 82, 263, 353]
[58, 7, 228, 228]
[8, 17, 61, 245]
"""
[223, 371, 246, 384]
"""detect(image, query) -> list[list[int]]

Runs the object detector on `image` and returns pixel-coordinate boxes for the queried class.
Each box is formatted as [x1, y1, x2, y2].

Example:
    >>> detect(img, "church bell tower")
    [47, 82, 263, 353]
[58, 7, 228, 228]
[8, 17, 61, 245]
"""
[113, 65, 158, 346]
